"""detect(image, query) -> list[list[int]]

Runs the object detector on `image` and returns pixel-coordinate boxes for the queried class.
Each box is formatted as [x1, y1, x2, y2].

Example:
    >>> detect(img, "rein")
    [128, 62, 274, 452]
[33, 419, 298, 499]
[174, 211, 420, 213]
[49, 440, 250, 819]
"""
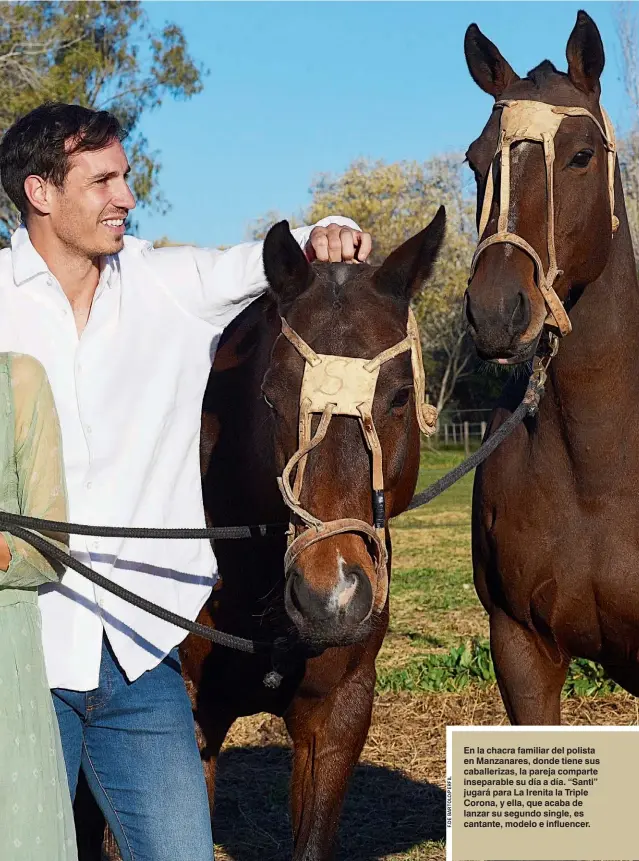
[0, 341, 550, 684]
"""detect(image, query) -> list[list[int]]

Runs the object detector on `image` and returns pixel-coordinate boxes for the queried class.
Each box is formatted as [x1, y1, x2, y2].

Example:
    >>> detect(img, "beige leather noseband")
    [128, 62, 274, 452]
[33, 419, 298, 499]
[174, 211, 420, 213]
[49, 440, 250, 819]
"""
[470, 99, 618, 337]
[275, 308, 437, 607]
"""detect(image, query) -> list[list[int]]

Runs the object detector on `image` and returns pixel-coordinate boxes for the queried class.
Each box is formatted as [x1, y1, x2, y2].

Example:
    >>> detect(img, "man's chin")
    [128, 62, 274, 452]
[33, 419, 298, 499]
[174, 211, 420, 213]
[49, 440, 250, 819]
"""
[96, 234, 125, 256]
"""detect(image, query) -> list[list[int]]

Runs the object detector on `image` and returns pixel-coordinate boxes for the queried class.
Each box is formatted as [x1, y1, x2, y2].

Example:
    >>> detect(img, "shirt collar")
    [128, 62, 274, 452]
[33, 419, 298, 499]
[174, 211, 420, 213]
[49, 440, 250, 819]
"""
[11, 223, 117, 290]
[11, 224, 48, 286]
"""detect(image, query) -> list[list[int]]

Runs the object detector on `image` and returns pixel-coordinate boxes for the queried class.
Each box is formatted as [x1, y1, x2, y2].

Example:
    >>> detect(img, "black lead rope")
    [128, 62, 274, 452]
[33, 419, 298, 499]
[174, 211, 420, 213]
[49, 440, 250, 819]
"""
[407, 397, 531, 511]
[0, 364, 547, 679]
[0, 520, 269, 655]
[0, 514, 288, 541]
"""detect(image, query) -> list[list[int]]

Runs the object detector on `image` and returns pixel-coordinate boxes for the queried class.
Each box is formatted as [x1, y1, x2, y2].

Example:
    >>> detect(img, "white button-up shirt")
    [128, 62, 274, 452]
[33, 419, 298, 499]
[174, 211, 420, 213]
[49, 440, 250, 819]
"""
[0, 217, 358, 690]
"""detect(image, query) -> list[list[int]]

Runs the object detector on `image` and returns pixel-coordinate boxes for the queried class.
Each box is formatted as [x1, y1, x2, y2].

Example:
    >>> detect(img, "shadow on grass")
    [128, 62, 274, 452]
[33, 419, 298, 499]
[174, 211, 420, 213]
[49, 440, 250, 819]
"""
[214, 744, 445, 861]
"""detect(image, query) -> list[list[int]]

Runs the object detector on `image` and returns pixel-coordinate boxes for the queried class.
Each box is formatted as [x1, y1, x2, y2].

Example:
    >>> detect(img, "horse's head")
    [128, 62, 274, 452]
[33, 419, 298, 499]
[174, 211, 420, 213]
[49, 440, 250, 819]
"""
[261, 209, 446, 650]
[463, 11, 616, 362]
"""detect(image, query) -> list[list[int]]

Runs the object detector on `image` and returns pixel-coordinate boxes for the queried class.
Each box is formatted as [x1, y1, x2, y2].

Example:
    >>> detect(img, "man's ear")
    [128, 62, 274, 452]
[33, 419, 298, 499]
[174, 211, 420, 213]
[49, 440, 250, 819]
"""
[23, 175, 53, 216]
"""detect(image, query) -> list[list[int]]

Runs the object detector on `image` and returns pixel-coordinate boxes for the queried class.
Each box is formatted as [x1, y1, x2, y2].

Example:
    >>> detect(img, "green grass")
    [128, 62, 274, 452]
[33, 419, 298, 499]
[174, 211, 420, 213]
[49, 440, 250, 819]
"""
[377, 637, 622, 697]
[380, 448, 623, 698]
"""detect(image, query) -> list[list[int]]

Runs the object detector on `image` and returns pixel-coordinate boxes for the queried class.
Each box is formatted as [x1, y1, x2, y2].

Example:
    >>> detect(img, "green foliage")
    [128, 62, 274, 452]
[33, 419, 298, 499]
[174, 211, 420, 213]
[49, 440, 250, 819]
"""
[0, 1, 206, 241]
[377, 638, 494, 694]
[376, 637, 622, 698]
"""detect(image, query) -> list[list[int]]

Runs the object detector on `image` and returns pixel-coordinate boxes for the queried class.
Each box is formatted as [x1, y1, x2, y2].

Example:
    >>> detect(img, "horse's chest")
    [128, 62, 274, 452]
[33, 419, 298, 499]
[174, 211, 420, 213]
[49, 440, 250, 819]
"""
[483, 488, 639, 658]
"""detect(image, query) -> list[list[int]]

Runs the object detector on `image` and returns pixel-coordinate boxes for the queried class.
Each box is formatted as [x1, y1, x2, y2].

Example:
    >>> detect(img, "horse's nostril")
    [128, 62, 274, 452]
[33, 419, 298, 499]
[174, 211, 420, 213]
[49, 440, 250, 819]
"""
[286, 565, 374, 626]
[288, 570, 309, 617]
[510, 290, 530, 335]
[342, 566, 373, 624]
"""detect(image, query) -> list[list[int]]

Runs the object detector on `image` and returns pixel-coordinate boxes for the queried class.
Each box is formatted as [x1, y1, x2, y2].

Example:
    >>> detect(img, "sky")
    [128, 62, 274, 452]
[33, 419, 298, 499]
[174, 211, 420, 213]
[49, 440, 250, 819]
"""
[134, 1, 632, 248]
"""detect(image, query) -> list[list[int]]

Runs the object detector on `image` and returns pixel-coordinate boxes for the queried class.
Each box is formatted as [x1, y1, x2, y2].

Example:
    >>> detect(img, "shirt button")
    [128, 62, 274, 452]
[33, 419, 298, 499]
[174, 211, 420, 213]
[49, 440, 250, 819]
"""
[86, 426, 92, 434]
[86, 481, 92, 490]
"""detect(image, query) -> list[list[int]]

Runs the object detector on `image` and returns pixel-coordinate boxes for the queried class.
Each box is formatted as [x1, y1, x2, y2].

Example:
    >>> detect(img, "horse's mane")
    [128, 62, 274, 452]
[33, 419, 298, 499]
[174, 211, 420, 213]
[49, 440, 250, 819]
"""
[525, 59, 565, 87]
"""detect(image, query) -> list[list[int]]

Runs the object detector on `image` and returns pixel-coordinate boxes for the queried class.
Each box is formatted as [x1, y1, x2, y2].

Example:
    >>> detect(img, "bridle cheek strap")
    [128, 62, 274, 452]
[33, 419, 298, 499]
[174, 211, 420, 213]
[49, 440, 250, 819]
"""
[470, 100, 618, 338]
[276, 307, 437, 606]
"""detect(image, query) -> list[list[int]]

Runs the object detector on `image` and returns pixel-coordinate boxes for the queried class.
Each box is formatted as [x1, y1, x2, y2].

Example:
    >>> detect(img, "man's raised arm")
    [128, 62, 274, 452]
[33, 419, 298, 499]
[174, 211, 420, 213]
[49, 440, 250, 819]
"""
[143, 216, 372, 329]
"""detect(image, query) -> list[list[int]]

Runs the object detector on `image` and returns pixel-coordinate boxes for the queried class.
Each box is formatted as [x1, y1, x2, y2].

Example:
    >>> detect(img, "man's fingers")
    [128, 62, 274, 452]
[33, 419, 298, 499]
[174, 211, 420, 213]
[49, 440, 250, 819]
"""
[356, 232, 372, 262]
[339, 228, 356, 263]
[326, 224, 343, 263]
[311, 231, 329, 262]
[307, 224, 373, 264]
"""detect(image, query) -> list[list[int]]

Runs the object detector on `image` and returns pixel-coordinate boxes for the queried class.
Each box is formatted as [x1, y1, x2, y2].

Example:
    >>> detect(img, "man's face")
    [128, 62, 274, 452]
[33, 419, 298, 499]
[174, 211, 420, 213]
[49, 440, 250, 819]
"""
[48, 139, 136, 257]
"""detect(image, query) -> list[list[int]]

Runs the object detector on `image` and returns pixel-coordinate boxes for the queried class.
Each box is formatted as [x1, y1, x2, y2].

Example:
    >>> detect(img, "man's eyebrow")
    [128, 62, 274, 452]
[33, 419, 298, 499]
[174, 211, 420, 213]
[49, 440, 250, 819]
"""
[87, 166, 131, 183]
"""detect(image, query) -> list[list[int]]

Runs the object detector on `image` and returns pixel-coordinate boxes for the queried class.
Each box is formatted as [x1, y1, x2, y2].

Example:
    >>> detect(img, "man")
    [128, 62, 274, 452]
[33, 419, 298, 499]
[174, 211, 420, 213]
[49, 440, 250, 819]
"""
[0, 103, 371, 861]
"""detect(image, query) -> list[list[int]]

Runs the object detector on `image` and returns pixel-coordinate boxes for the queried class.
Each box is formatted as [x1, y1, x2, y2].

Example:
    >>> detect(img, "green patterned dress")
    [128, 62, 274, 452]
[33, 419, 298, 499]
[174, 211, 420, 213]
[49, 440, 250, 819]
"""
[0, 352, 77, 861]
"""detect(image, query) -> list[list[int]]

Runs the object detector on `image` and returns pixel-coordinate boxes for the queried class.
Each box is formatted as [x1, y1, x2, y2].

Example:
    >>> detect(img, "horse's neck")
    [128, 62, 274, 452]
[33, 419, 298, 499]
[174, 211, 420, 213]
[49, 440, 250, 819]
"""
[205, 295, 283, 518]
[542, 207, 639, 466]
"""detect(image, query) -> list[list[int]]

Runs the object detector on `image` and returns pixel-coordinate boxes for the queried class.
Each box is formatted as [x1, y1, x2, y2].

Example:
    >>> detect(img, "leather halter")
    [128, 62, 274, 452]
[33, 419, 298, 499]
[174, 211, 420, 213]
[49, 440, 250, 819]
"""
[275, 307, 437, 607]
[470, 99, 618, 337]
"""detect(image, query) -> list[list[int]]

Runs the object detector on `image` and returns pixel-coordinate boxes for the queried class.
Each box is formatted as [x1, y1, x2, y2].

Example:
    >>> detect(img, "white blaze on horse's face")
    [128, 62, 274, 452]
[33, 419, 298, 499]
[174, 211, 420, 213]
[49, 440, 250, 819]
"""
[330, 551, 364, 613]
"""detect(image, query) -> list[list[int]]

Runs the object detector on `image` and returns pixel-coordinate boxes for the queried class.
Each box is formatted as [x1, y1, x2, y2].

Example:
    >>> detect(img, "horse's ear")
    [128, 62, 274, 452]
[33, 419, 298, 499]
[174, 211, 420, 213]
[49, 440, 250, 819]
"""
[464, 24, 520, 99]
[566, 10, 604, 96]
[374, 206, 446, 301]
[263, 220, 313, 312]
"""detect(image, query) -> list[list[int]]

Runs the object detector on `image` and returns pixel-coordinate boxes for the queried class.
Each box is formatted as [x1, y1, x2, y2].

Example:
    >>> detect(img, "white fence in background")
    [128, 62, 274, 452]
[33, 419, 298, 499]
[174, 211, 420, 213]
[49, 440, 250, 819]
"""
[434, 409, 493, 454]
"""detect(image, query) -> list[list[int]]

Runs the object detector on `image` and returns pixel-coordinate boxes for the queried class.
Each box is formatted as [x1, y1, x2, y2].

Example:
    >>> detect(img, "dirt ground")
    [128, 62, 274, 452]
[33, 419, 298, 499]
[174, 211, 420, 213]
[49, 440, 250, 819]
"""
[212, 689, 639, 861]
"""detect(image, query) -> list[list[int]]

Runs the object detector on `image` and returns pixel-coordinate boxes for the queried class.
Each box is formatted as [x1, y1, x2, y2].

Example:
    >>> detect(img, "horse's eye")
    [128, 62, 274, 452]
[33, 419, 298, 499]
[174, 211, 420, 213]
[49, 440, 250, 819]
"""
[390, 387, 412, 412]
[569, 149, 594, 169]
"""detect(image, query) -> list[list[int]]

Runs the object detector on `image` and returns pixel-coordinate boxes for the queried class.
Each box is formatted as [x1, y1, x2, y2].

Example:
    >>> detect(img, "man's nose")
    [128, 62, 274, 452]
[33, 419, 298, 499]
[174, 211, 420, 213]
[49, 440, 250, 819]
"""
[114, 181, 136, 211]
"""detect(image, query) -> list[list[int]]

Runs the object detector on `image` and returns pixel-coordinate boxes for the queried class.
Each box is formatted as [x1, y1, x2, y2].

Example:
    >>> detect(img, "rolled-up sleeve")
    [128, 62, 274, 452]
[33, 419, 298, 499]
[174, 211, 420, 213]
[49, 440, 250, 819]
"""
[1, 355, 69, 589]
[144, 216, 361, 329]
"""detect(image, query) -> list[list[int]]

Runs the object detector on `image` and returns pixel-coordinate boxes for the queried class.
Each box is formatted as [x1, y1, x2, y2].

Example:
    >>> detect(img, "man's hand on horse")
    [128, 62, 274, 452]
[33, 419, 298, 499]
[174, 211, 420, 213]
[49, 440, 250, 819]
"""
[305, 224, 372, 264]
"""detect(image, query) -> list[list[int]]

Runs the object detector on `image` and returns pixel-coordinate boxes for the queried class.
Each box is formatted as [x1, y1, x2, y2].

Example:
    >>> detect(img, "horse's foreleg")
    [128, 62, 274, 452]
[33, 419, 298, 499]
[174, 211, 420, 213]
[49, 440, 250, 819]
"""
[490, 607, 569, 725]
[284, 663, 375, 861]
[194, 710, 234, 815]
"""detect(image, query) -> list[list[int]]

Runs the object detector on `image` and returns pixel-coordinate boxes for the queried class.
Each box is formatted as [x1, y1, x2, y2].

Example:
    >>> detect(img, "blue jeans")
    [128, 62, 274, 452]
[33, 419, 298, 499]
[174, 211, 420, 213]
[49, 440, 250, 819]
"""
[52, 637, 214, 861]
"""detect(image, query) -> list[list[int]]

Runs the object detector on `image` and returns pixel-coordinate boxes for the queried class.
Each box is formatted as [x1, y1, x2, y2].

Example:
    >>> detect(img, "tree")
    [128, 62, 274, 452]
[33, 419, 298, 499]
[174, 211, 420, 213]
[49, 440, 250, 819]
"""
[253, 157, 476, 414]
[248, 209, 305, 241]
[0, 1, 205, 243]
[616, 2, 639, 263]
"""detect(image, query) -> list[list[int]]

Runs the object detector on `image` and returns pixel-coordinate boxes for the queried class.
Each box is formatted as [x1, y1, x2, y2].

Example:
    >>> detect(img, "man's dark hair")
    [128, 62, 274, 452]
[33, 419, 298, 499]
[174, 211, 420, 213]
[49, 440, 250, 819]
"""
[0, 103, 127, 219]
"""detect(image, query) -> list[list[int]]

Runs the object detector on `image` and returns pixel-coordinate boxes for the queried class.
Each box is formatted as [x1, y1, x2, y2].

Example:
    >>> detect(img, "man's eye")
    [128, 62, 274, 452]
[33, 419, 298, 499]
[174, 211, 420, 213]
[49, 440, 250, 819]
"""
[569, 150, 594, 168]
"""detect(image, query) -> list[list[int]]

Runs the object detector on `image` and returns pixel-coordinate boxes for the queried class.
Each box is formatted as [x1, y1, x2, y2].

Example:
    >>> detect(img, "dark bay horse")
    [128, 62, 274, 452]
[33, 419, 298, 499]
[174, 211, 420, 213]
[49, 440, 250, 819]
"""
[180, 210, 446, 859]
[463, 11, 639, 724]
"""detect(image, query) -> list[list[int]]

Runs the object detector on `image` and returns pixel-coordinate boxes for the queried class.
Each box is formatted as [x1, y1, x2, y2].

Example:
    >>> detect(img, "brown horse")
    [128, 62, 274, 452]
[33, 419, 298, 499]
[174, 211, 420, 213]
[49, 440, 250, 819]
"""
[180, 210, 445, 859]
[463, 10, 639, 724]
